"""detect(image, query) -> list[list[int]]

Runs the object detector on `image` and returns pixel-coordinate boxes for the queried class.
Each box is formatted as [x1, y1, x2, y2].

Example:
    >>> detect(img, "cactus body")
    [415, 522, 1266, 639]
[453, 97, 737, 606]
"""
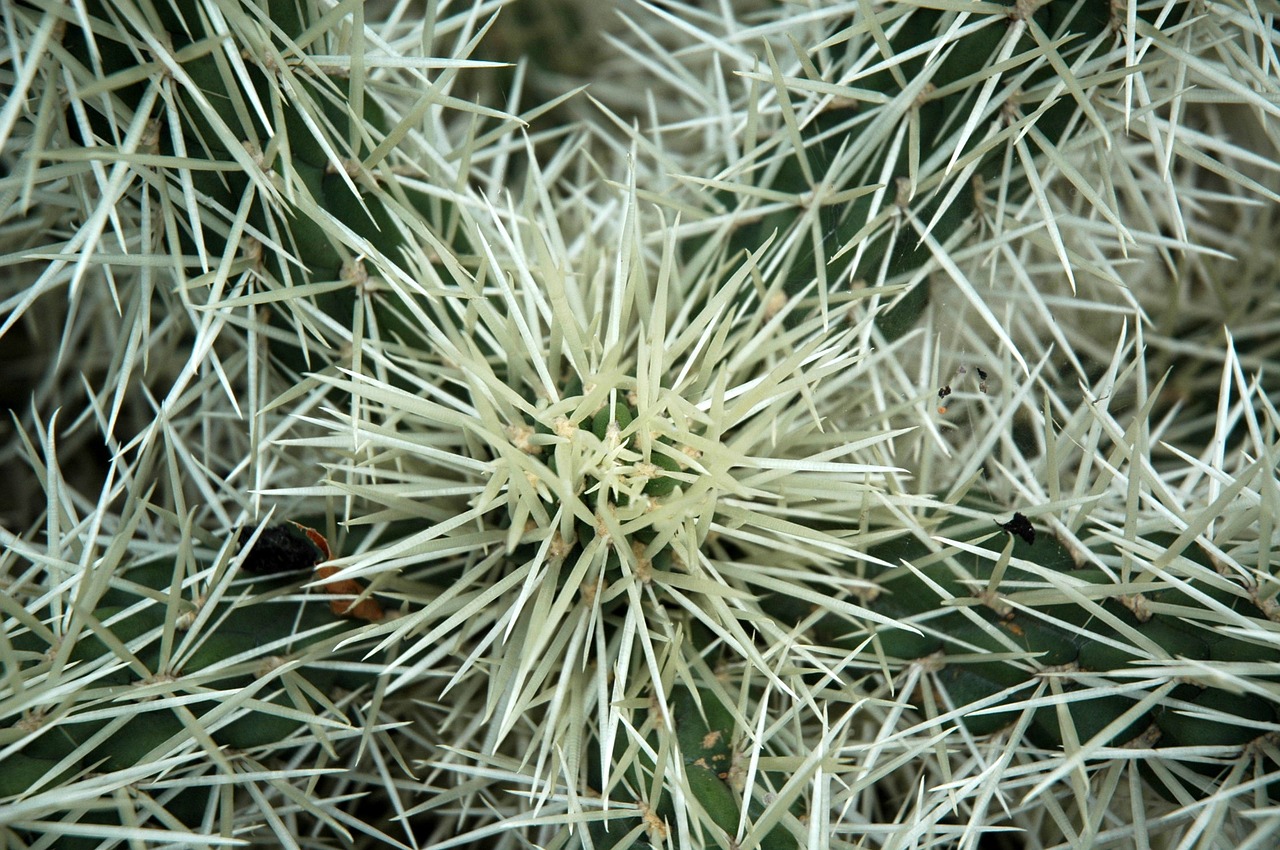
[1, 531, 379, 840]
[849, 520, 1280, 799]
[710, 1, 1186, 341]
[58, 0, 446, 372]
[586, 686, 801, 850]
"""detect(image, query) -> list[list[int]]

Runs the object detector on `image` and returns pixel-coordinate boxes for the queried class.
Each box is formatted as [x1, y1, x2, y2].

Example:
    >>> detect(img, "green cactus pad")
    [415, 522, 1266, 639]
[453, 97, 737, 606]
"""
[852, 516, 1280, 798]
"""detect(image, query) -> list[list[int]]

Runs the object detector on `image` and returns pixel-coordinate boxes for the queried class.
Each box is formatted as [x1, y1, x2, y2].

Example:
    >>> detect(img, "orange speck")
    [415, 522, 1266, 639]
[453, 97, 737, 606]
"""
[291, 522, 332, 560]
[314, 565, 385, 622]
[287, 523, 383, 622]
[937, 406, 948, 415]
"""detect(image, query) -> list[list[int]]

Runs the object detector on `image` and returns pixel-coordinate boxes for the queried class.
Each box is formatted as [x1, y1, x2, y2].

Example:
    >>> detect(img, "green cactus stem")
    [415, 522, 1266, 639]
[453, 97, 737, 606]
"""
[1, 526, 383, 841]
[831, 519, 1280, 801]
[56, 0, 461, 373]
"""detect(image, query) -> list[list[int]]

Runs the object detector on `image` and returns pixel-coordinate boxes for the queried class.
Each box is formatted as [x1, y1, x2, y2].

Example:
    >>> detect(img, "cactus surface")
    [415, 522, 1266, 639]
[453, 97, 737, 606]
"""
[3, 0, 1279, 847]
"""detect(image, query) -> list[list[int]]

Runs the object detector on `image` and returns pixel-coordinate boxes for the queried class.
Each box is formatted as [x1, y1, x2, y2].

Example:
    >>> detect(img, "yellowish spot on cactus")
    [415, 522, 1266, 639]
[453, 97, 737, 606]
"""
[507, 423, 541, 455]
[639, 801, 668, 840]
[635, 460, 660, 481]
[603, 420, 622, 448]
[244, 236, 264, 265]
[977, 590, 1013, 619]
[914, 81, 937, 108]
[16, 712, 44, 733]
[632, 542, 653, 583]
[1122, 593, 1153, 624]
[255, 655, 288, 678]
[242, 139, 265, 169]
[1121, 725, 1163, 749]
[918, 651, 946, 674]
[342, 257, 370, 289]
[895, 176, 912, 208]
[549, 532, 572, 561]
[175, 598, 205, 631]
[764, 290, 788, 319]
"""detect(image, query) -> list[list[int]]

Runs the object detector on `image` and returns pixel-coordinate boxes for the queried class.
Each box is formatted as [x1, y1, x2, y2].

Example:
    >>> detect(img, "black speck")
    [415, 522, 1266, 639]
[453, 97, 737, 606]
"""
[998, 512, 1035, 545]
[976, 367, 989, 381]
[238, 523, 324, 574]
[937, 385, 952, 400]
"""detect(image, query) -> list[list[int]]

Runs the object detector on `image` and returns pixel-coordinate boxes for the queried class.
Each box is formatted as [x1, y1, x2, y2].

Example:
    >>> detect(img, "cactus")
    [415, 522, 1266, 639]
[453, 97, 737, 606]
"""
[3, 0, 1280, 847]
[719, 3, 1152, 334]
[48, 0, 472, 374]
[836, 519, 1280, 796]
[1, 0, 483, 839]
[0, 518, 385, 845]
